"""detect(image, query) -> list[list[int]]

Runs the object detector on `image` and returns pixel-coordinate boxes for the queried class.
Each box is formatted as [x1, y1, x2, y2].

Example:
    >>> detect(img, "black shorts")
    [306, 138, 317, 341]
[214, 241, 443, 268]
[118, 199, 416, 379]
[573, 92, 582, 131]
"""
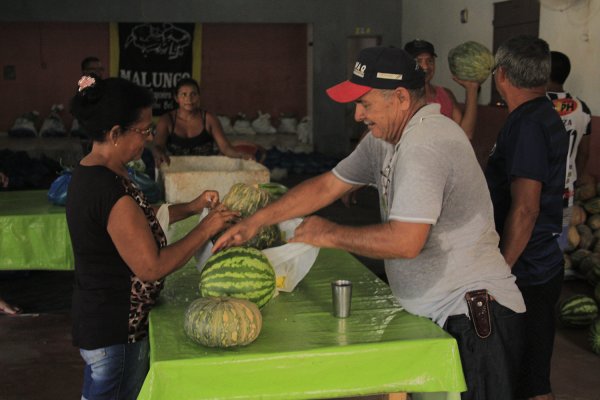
[516, 269, 564, 398]
[445, 301, 525, 400]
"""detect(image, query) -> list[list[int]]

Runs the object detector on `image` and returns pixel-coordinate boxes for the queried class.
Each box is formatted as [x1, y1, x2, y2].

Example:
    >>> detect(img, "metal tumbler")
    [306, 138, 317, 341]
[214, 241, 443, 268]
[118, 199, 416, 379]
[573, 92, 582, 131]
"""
[331, 280, 352, 318]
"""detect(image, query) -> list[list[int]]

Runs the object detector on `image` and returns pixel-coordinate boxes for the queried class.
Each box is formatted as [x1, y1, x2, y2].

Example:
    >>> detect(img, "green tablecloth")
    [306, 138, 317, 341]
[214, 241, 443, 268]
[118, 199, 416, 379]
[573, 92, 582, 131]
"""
[0, 190, 73, 270]
[139, 248, 466, 399]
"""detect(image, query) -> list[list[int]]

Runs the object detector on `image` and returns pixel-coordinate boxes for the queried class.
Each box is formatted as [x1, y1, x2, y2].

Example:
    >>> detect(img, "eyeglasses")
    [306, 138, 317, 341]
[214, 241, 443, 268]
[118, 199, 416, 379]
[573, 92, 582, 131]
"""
[127, 126, 155, 137]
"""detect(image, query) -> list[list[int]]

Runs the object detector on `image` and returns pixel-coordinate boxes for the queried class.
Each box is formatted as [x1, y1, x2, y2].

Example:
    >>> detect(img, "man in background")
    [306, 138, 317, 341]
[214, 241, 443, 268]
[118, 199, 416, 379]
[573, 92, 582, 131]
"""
[485, 35, 568, 400]
[81, 56, 104, 78]
[547, 50, 593, 251]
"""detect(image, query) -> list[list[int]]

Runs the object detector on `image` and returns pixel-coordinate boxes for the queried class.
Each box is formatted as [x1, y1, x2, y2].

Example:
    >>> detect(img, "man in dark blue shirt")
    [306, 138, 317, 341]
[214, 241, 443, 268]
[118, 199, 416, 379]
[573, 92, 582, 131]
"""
[485, 35, 568, 400]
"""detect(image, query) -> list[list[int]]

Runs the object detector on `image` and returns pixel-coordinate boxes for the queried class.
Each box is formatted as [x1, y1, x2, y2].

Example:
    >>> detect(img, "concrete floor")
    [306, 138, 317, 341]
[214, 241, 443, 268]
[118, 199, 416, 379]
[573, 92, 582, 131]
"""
[1, 182, 599, 399]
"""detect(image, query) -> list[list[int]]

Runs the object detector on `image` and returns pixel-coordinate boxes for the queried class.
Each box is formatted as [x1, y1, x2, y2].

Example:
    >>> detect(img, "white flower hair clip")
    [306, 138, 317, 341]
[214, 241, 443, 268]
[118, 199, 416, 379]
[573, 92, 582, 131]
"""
[78, 76, 96, 92]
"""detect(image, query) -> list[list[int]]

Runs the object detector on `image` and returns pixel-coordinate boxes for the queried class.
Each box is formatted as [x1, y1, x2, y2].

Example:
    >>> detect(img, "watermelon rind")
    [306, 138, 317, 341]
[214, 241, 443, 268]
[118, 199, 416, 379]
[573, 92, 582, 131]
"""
[447, 41, 495, 84]
[199, 247, 276, 308]
[589, 318, 600, 355]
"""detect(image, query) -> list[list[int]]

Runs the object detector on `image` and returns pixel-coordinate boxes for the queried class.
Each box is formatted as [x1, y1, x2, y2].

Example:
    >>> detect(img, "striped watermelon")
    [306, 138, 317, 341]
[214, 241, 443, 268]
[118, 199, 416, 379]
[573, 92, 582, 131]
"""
[559, 295, 599, 328]
[199, 247, 276, 308]
[184, 296, 262, 348]
[590, 318, 600, 355]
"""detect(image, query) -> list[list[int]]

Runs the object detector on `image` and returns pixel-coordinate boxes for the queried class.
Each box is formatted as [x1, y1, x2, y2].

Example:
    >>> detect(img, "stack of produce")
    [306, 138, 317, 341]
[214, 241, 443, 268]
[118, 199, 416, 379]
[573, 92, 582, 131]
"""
[560, 180, 600, 355]
[184, 183, 288, 348]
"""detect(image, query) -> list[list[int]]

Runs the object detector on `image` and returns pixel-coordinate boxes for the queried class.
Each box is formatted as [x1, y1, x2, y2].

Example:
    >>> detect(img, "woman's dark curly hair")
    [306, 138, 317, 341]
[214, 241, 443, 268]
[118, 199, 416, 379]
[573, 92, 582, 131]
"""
[70, 75, 154, 142]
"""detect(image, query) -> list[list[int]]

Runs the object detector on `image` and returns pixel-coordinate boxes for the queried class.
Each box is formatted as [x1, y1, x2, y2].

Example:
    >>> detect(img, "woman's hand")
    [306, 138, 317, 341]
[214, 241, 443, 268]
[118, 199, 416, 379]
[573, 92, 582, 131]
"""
[186, 190, 220, 214]
[152, 147, 170, 167]
[199, 204, 240, 237]
[239, 152, 255, 161]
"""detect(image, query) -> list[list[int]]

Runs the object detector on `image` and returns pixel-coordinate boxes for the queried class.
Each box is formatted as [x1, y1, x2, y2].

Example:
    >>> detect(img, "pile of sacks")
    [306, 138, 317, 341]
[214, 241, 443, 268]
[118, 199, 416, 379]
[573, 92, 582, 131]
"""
[217, 112, 312, 144]
[8, 104, 79, 138]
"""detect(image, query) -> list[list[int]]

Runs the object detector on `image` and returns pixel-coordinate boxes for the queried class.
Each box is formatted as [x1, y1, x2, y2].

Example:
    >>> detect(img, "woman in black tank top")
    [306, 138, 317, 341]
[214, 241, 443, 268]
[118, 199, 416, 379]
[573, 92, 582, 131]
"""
[153, 78, 253, 166]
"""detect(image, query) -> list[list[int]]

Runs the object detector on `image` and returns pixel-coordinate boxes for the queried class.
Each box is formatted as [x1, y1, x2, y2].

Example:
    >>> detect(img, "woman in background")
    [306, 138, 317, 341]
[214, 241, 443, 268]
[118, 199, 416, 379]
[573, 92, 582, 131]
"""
[152, 78, 252, 166]
[404, 39, 480, 139]
[67, 75, 238, 400]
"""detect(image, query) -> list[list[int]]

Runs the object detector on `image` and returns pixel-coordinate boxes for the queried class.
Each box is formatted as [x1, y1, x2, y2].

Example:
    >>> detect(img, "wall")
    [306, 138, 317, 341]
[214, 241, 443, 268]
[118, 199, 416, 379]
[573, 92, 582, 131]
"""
[0, 0, 404, 156]
[402, 0, 600, 113]
[401, 0, 496, 105]
[0, 22, 110, 132]
[402, 0, 600, 178]
[0, 23, 307, 135]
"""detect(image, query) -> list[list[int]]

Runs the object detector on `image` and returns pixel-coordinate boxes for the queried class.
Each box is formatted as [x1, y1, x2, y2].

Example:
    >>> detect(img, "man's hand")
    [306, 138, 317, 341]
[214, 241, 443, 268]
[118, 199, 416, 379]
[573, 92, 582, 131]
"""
[212, 218, 260, 252]
[452, 76, 480, 91]
[288, 216, 336, 248]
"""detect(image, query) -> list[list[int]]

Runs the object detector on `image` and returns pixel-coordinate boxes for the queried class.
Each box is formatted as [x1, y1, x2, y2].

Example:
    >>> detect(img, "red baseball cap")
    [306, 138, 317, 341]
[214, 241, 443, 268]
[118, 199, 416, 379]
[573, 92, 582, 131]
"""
[326, 46, 425, 103]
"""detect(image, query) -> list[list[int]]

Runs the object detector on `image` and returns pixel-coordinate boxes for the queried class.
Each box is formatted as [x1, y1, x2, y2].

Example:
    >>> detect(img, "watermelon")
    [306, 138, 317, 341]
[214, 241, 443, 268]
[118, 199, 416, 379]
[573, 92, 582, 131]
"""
[559, 295, 598, 328]
[258, 182, 289, 200]
[589, 318, 600, 355]
[184, 296, 262, 348]
[199, 247, 276, 308]
[447, 41, 495, 83]
[218, 183, 282, 249]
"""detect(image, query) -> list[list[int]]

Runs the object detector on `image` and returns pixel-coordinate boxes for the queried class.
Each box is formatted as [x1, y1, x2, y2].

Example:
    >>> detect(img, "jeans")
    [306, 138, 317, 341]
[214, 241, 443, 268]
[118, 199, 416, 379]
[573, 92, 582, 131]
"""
[80, 338, 149, 400]
[444, 301, 525, 400]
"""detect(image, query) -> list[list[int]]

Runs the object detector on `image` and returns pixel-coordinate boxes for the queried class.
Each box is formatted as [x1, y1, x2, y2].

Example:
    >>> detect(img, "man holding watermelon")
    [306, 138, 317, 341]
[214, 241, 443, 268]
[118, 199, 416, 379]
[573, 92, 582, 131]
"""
[485, 35, 569, 400]
[403, 39, 481, 140]
[215, 46, 527, 400]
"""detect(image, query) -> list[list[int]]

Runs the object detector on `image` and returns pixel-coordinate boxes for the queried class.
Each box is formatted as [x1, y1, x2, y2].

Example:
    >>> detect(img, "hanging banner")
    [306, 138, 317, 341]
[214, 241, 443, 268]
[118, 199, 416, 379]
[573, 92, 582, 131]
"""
[109, 23, 202, 116]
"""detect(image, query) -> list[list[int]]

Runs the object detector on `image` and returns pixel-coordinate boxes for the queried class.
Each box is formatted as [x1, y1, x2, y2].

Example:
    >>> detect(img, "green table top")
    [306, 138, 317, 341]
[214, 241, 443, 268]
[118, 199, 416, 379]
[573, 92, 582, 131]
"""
[139, 248, 466, 399]
[0, 190, 73, 270]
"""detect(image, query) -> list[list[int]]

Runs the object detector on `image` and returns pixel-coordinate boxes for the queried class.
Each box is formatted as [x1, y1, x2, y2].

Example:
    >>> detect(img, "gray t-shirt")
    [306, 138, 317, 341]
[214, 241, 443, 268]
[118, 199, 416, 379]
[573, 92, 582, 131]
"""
[333, 104, 525, 326]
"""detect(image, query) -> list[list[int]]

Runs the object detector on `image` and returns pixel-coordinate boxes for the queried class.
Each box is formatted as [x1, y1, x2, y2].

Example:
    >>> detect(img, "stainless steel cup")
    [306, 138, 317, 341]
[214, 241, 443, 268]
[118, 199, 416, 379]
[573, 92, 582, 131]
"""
[331, 280, 352, 318]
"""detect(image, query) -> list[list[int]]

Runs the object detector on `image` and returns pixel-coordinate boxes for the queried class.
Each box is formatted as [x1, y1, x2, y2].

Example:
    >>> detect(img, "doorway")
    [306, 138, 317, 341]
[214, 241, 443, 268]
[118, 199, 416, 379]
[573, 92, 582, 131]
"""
[491, 0, 540, 106]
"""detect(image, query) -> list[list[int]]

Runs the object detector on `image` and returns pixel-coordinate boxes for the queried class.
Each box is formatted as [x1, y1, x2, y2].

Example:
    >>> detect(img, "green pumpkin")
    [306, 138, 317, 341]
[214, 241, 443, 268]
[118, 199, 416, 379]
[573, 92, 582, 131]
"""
[184, 296, 262, 348]
[447, 41, 494, 83]
[217, 182, 282, 249]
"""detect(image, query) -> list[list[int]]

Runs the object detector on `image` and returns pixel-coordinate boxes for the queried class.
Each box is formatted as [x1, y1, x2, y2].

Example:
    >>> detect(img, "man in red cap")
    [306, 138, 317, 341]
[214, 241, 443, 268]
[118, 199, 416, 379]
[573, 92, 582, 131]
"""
[214, 46, 525, 400]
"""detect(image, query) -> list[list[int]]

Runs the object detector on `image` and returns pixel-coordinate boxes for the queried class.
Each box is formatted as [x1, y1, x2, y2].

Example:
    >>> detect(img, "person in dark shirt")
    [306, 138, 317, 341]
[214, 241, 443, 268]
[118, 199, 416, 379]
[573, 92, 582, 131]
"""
[67, 74, 238, 400]
[485, 35, 568, 400]
[152, 78, 251, 166]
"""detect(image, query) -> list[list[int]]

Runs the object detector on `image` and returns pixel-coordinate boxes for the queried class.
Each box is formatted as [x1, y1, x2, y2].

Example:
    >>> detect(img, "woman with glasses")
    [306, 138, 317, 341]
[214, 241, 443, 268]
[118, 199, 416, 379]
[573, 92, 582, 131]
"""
[67, 75, 239, 400]
[152, 78, 252, 167]
[404, 39, 480, 140]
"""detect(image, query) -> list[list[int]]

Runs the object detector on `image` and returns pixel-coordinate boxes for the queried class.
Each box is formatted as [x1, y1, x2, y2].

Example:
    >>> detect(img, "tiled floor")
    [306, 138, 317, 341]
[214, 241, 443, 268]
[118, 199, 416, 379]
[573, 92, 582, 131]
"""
[1, 181, 599, 399]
